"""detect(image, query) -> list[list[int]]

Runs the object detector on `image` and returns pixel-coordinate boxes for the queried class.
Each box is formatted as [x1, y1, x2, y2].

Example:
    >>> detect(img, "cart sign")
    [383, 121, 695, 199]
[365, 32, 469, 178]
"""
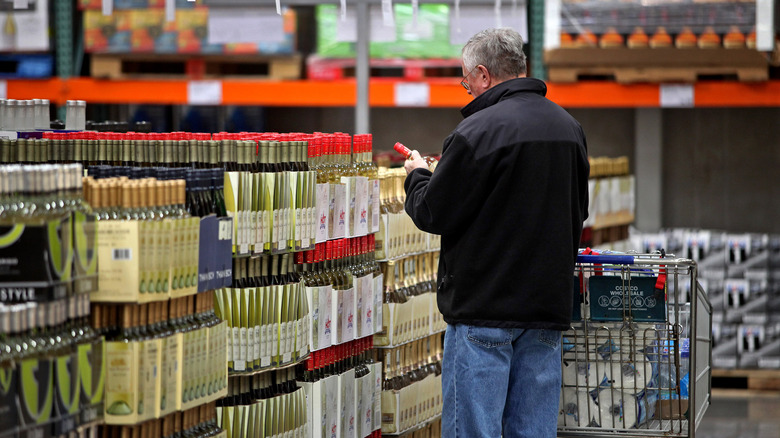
[589, 276, 666, 322]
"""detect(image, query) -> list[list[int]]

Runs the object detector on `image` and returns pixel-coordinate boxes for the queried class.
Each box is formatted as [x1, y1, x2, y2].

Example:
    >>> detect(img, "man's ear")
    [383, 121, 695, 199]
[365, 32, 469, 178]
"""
[476, 65, 491, 90]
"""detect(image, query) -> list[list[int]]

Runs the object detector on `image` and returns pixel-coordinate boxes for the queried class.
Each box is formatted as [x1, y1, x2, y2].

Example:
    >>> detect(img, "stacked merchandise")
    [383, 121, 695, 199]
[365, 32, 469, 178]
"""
[374, 168, 441, 262]
[82, 167, 230, 437]
[290, 133, 383, 438]
[556, 0, 759, 49]
[558, 325, 659, 429]
[315, 4, 461, 60]
[81, 0, 296, 55]
[1, 115, 445, 435]
[560, 249, 699, 431]
[0, 99, 51, 132]
[546, 0, 770, 82]
[631, 230, 780, 370]
[0, 164, 102, 438]
[373, 166, 444, 437]
[582, 156, 635, 248]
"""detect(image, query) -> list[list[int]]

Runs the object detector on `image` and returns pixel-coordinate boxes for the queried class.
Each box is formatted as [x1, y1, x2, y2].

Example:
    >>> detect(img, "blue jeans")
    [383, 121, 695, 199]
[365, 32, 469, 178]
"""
[442, 324, 562, 438]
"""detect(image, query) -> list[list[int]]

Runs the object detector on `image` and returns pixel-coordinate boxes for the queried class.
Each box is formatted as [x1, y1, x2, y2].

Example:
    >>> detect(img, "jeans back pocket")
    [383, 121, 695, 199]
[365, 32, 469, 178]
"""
[466, 326, 512, 348]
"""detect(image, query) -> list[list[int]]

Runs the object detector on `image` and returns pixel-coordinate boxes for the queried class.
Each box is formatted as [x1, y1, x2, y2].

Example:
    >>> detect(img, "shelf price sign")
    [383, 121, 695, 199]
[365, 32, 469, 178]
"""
[660, 84, 694, 108]
[188, 81, 223, 106]
[394, 82, 430, 107]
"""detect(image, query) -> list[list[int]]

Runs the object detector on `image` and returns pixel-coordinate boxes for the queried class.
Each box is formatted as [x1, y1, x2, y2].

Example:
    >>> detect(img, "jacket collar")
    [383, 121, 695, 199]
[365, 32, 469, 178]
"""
[460, 77, 547, 119]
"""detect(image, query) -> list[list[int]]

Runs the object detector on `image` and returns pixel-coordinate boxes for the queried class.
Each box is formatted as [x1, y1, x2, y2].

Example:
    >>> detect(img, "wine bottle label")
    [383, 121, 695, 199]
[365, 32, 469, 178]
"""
[95, 221, 142, 303]
[104, 341, 139, 425]
[316, 184, 330, 244]
[371, 180, 380, 234]
[374, 274, 384, 335]
[232, 326, 244, 372]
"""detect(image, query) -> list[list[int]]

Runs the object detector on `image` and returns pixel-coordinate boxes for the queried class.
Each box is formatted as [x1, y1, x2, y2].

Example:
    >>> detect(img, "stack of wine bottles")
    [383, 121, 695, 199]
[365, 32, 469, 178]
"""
[0, 295, 103, 438]
[375, 167, 440, 261]
[81, 175, 201, 302]
[0, 163, 102, 438]
[94, 294, 227, 428]
[379, 333, 443, 435]
[295, 236, 383, 353]
[217, 369, 307, 438]
[295, 337, 382, 438]
[375, 253, 444, 348]
[216, 254, 310, 373]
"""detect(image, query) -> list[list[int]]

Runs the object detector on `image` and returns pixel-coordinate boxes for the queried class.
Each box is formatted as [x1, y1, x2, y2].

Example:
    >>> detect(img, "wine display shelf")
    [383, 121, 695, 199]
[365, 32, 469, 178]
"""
[383, 413, 442, 437]
[374, 329, 446, 350]
[377, 249, 440, 264]
[229, 353, 311, 378]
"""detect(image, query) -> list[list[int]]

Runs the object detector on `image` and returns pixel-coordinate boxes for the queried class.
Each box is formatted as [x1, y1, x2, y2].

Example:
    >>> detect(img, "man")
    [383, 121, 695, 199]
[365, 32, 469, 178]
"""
[401, 28, 589, 438]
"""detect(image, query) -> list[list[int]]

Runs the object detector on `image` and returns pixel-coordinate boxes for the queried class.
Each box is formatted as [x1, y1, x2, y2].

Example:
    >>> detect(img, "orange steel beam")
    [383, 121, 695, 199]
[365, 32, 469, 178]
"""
[4, 78, 780, 108]
[694, 81, 780, 107]
[547, 81, 661, 108]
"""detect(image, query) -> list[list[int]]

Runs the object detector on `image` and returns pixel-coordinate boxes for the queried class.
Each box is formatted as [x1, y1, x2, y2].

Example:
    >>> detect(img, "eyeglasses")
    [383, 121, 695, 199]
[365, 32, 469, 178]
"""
[460, 65, 481, 91]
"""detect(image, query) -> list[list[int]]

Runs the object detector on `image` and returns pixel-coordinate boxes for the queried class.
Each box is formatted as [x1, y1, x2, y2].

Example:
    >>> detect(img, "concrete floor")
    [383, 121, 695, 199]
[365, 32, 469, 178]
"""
[696, 390, 780, 438]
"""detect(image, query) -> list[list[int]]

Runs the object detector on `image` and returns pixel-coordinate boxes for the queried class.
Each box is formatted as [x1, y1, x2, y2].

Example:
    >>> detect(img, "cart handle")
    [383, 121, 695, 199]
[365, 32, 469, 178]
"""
[576, 254, 635, 265]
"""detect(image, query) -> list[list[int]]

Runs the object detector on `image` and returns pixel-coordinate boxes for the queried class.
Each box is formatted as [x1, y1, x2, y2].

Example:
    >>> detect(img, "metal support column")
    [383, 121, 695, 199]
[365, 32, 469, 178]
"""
[55, 0, 74, 121]
[634, 108, 663, 232]
[355, 0, 370, 134]
[528, 0, 546, 80]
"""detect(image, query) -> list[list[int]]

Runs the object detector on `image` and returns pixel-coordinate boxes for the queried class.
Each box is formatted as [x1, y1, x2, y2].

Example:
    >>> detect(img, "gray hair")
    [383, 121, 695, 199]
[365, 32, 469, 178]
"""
[462, 28, 527, 80]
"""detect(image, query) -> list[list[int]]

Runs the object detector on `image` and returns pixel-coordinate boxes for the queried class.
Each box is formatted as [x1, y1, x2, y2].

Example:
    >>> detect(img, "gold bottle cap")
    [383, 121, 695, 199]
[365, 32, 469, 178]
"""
[121, 183, 132, 210]
[155, 181, 166, 210]
[90, 182, 102, 209]
[164, 181, 174, 208]
[147, 181, 157, 209]
[138, 182, 149, 209]
[176, 180, 186, 206]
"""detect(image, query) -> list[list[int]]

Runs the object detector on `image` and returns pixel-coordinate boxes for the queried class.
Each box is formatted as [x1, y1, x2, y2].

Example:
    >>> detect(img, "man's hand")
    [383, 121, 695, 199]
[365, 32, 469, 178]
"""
[403, 150, 428, 174]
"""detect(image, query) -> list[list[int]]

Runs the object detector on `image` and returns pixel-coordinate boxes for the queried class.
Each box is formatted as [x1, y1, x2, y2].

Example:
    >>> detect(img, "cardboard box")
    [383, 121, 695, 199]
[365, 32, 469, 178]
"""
[84, 7, 295, 55]
[316, 4, 462, 59]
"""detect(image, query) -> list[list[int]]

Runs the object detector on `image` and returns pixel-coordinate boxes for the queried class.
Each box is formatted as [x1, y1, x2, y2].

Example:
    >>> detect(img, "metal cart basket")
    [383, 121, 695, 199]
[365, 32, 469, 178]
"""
[557, 252, 712, 438]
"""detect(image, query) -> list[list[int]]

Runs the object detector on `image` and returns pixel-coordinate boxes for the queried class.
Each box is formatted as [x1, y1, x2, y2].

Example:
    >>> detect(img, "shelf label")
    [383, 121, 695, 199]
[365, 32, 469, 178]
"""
[660, 84, 694, 108]
[13, 0, 28, 9]
[381, 0, 394, 26]
[757, 0, 774, 51]
[101, 0, 112, 16]
[187, 80, 222, 106]
[0, 80, 6, 99]
[394, 82, 430, 107]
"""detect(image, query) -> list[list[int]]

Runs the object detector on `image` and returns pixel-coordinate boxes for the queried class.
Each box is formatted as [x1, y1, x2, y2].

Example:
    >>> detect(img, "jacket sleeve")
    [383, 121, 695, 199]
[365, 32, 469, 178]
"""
[403, 131, 485, 236]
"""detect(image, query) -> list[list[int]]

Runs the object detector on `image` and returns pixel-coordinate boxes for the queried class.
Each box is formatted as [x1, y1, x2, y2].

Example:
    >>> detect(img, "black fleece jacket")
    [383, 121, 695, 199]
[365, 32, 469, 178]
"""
[404, 77, 589, 330]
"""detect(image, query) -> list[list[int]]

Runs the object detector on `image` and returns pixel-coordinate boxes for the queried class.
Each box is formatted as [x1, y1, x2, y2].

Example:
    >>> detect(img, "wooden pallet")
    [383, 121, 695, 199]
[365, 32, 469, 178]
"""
[307, 56, 462, 80]
[90, 54, 302, 80]
[711, 368, 780, 391]
[545, 47, 768, 83]
[548, 66, 768, 83]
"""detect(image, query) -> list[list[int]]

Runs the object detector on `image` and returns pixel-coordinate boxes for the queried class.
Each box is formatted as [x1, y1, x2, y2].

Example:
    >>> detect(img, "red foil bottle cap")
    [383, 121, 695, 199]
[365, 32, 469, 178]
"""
[393, 142, 411, 159]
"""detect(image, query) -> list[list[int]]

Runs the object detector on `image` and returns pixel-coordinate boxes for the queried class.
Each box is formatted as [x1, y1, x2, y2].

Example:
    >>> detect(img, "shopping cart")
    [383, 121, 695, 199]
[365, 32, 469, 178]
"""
[557, 252, 712, 438]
